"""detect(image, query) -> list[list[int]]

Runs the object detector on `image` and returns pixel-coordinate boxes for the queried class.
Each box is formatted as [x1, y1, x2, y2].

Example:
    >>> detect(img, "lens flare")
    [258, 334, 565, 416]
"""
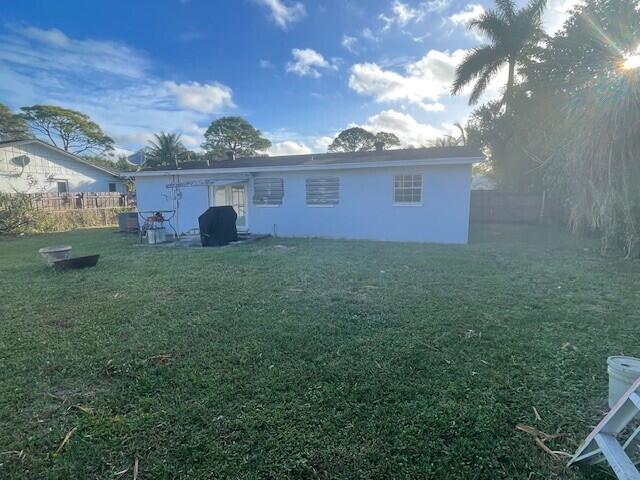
[622, 54, 640, 70]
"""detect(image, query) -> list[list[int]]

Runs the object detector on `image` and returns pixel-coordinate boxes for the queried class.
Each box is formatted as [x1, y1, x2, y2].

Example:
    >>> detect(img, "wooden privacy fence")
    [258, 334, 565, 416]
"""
[1, 192, 131, 212]
[470, 190, 566, 225]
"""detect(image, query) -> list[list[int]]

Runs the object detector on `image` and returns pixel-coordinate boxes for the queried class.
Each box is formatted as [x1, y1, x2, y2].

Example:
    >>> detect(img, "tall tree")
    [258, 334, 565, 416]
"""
[525, 0, 640, 256]
[329, 127, 375, 152]
[202, 116, 271, 158]
[19, 105, 114, 154]
[374, 131, 401, 149]
[431, 122, 467, 147]
[328, 128, 401, 152]
[0, 103, 31, 141]
[451, 0, 547, 106]
[146, 132, 187, 168]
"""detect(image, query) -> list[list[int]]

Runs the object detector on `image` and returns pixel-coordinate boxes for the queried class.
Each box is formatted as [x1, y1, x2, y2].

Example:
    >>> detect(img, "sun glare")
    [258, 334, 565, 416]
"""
[622, 52, 640, 70]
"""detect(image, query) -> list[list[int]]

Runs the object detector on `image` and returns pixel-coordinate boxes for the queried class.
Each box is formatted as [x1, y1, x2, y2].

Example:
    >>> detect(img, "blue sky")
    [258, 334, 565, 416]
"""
[0, 0, 574, 157]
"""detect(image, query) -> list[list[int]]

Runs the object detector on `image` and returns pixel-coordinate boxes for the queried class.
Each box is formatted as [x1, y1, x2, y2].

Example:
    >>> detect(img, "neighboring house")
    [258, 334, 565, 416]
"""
[133, 146, 483, 244]
[0, 139, 124, 194]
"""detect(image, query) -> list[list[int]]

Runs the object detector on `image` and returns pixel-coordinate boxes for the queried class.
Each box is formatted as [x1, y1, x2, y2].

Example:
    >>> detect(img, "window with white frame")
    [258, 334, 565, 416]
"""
[306, 177, 339, 206]
[253, 177, 284, 205]
[394, 175, 422, 204]
[56, 180, 69, 193]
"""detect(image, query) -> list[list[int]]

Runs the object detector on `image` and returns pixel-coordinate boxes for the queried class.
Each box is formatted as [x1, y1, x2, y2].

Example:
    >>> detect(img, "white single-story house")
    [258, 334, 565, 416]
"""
[133, 146, 483, 244]
[0, 139, 125, 193]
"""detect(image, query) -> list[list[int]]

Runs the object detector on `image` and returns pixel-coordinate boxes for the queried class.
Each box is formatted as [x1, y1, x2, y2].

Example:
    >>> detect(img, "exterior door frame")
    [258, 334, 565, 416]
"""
[208, 183, 249, 231]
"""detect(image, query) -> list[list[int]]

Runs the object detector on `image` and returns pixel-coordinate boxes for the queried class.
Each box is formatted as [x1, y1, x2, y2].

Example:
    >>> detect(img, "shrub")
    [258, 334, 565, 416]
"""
[0, 193, 129, 235]
[0, 193, 35, 234]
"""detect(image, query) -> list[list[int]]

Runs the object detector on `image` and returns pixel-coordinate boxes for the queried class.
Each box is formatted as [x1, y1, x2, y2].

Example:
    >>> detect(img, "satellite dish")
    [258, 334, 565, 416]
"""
[11, 155, 30, 167]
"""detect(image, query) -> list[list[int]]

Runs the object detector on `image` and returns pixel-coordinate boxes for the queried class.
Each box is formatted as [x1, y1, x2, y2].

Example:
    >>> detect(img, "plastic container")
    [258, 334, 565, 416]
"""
[607, 356, 640, 407]
[147, 227, 167, 244]
[38, 245, 72, 266]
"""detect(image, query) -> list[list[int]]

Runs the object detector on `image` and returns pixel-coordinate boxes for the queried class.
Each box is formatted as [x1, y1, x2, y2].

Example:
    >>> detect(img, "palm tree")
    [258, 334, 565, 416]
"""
[451, 0, 547, 107]
[146, 132, 186, 168]
[431, 122, 467, 147]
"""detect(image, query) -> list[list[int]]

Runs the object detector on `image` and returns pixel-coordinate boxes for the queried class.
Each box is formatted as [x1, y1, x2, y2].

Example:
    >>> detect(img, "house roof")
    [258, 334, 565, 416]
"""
[0, 138, 122, 178]
[134, 146, 483, 176]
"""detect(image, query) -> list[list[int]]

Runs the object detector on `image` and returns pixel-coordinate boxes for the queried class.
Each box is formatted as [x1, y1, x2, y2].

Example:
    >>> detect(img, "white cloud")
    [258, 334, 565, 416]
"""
[0, 25, 149, 79]
[349, 48, 507, 108]
[0, 25, 235, 152]
[543, 0, 582, 34]
[378, 0, 452, 31]
[361, 28, 379, 42]
[268, 140, 312, 156]
[420, 102, 445, 111]
[164, 81, 235, 113]
[425, 0, 452, 13]
[22, 26, 71, 48]
[449, 4, 486, 40]
[312, 135, 334, 152]
[286, 48, 337, 78]
[259, 59, 274, 69]
[380, 1, 424, 30]
[449, 3, 485, 27]
[105, 146, 134, 160]
[349, 49, 466, 106]
[355, 110, 446, 147]
[254, 0, 306, 29]
[341, 35, 359, 54]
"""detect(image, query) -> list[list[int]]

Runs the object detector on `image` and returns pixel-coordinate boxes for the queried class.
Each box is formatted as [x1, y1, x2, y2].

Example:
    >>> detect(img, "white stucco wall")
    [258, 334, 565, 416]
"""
[0, 143, 124, 193]
[250, 165, 471, 243]
[136, 163, 472, 244]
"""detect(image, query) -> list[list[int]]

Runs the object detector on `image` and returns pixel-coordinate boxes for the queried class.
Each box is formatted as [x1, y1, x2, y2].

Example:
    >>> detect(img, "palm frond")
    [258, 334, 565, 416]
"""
[495, 0, 516, 19]
[469, 60, 504, 105]
[452, 46, 503, 95]
[524, 0, 547, 22]
[469, 11, 510, 44]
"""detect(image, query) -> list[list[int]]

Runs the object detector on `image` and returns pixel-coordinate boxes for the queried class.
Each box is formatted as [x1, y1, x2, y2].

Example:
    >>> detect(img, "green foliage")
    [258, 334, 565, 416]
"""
[113, 155, 136, 172]
[145, 132, 188, 168]
[201, 116, 271, 158]
[328, 127, 400, 152]
[1, 226, 638, 478]
[562, 74, 640, 256]
[431, 122, 467, 147]
[374, 131, 401, 149]
[452, 0, 547, 106]
[329, 127, 375, 152]
[0, 103, 31, 141]
[0, 193, 35, 234]
[465, 94, 548, 191]
[0, 194, 124, 235]
[81, 155, 120, 172]
[468, 0, 640, 255]
[29, 209, 121, 232]
[19, 105, 114, 154]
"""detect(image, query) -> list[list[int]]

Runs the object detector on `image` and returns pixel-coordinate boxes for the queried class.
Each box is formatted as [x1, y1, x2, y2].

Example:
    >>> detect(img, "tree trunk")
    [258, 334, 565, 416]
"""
[505, 58, 516, 112]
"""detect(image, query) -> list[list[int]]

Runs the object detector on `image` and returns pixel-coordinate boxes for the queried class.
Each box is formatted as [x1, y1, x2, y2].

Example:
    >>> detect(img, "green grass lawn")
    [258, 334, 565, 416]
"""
[1, 226, 639, 479]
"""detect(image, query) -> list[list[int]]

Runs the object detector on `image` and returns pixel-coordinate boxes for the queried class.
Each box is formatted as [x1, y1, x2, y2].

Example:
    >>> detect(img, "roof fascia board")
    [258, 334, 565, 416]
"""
[132, 156, 482, 177]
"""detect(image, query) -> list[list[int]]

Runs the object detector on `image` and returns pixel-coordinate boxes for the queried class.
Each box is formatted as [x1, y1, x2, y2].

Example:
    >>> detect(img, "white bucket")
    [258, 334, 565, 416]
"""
[147, 227, 167, 244]
[607, 356, 640, 408]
